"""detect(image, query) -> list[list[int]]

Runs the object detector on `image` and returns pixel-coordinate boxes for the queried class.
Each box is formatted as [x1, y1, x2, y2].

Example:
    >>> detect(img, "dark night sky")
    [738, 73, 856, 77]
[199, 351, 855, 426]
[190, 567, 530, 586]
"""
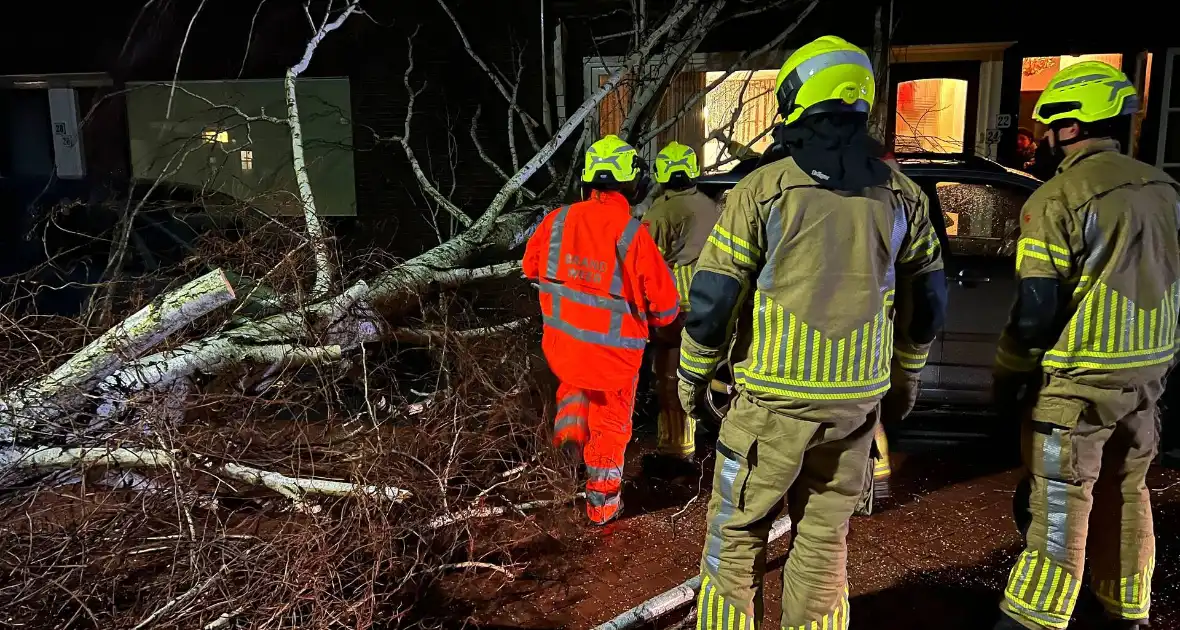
[2, 0, 1174, 81]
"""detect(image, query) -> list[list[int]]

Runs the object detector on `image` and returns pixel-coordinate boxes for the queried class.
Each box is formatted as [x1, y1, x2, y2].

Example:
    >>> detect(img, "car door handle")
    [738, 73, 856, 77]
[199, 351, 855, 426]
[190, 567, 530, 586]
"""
[956, 269, 991, 286]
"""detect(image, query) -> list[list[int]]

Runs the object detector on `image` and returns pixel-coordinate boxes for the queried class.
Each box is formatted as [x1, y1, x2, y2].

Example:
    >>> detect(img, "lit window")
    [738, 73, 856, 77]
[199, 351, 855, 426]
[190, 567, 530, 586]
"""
[702, 70, 780, 171]
[894, 78, 968, 154]
[202, 129, 230, 144]
[1021, 54, 1123, 92]
[240, 150, 254, 171]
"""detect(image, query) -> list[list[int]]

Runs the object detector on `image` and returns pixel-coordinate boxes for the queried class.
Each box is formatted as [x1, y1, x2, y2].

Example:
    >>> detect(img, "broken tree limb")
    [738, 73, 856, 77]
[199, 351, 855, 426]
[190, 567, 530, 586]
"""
[0, 269, 235, 441]
[426, 494, 586, 530]
[0, 447, 177, 470]
[591, 515, 792, 630]
[0, 446, 412, 507]
[41, 268, 234, 392]
[287, 0, 363, 299]
[387, 317, 532, 346]
[219, 462, 412, 503]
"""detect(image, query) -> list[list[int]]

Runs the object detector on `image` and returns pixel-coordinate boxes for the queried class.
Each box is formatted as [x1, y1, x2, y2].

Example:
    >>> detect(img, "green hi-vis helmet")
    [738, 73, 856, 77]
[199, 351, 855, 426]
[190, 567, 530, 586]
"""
[582, 135, 641, 184]
[654, 141, 700, 184]
[775, 35, 875, 127]
[1033, 61, 1139, 125]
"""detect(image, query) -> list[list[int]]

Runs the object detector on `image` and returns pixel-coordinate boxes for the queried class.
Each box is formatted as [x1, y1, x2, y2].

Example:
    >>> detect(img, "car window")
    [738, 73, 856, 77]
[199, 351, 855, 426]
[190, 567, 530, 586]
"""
[933, 181, 1027, 258]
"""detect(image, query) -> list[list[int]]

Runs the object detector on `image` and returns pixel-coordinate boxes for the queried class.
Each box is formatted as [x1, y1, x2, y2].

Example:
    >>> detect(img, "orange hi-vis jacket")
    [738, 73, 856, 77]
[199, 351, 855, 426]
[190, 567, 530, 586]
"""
[524, 191, 681, 390]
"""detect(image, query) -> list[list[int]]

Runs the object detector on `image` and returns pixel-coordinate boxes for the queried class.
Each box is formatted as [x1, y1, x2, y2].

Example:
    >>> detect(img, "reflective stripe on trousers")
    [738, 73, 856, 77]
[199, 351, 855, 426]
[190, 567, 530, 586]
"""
[697, 576, 850, 630]
[1002, 550, 1082, 629]
[673, 263, 693, 308]
[655, 335, 696, 458]
[553, 390, 590, 447]
[872, 423, 890, 481]
[1094, 556, 1155, 620]
[554, 378, 637, 525]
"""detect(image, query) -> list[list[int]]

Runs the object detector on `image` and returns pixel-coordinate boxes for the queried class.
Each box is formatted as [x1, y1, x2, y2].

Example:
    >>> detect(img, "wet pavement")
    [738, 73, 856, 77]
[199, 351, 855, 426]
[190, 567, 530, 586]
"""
[467, 424, 1180, 630]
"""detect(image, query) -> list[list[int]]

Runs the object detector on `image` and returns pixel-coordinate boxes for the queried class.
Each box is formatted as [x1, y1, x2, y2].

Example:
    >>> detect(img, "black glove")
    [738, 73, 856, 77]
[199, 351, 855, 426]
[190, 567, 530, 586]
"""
[993, 369, 1040, 420]
[678, 379, 709, 419]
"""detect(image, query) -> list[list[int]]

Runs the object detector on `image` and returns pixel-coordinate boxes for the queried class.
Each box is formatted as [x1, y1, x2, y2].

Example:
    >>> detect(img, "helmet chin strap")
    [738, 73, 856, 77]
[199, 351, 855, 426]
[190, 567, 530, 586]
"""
[1050, 125, 1085, 150]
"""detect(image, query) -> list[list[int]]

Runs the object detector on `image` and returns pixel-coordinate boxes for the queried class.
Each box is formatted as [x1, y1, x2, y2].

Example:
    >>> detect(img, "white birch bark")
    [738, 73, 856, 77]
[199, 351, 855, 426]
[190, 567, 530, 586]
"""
[286, 0, 363, 299]
[0, 270, 235, 441]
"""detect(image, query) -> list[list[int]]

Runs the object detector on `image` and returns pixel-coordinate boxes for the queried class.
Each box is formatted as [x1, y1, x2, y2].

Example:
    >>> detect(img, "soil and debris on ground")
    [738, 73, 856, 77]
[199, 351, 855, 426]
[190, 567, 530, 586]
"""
[455, 416, 1180, 630]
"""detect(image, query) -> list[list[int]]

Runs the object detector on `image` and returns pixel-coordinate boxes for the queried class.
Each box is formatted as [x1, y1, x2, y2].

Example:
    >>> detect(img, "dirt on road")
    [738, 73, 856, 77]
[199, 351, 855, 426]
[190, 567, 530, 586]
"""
[453, 425, 1180, 630]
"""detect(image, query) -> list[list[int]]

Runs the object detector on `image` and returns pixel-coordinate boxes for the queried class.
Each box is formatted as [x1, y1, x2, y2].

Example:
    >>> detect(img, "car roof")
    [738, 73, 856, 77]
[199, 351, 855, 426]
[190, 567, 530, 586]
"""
[696, 152, 1042, 190]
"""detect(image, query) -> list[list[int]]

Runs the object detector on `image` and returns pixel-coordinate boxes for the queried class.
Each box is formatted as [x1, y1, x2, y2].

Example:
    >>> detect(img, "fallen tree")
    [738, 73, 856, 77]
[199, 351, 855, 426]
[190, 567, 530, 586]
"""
[1, 0, 821, 626]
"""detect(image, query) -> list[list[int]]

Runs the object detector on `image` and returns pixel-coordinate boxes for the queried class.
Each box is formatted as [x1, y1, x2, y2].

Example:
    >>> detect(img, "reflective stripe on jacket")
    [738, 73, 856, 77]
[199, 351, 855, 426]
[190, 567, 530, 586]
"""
[679, 156, 943, 419]
[524, 191, 681, 390]
[996, 140, 1180, 386]
[643, 186, 722, 311]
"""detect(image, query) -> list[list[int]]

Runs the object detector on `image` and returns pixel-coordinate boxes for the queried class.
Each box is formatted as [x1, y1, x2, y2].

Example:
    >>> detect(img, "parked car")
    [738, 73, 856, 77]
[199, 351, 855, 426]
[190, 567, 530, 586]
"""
[0, 176, 248, 317]
[693, 153, 1043, 421]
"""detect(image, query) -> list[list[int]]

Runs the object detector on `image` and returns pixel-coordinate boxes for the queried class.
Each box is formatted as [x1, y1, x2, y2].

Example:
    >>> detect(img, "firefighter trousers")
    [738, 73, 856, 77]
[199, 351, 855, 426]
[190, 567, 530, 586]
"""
[653, 316, 696, 459]
[553, 378, 638, 524]
[697, 392, 875, 630]
[1000, 374, 1161, 630]
[872, 422, 891, 499]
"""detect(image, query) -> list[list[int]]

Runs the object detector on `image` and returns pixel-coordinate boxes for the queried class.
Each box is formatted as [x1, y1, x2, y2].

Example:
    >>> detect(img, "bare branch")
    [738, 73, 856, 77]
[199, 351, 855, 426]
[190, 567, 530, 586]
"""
[166, 0, 210, 119]
[238, 0, 270, 78]
[434, 0, 541, 131]
[387, 317, 532, 346]
[396, 30, 474, 228]
[433, 0, 559, 182]
[637, 0, 819, 146]
[620, 0, 720, 141]
[469, 106, 538, 200]
[484, 0, 702, 221]
[287, 0, 364, 299]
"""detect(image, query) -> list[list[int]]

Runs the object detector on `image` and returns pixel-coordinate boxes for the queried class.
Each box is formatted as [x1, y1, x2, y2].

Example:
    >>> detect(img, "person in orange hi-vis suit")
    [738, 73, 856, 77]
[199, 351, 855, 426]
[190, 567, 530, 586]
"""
[523, 135, 682, 525]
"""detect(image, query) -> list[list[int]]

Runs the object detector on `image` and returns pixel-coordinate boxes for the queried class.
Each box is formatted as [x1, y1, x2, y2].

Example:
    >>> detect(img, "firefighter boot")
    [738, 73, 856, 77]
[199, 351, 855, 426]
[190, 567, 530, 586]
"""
[641, 452, 698, 480]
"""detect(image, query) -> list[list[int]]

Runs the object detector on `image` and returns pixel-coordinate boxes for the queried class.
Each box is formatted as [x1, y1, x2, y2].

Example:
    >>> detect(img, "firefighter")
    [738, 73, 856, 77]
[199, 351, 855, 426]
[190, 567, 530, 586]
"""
[992, 61, 1180, 630]
[640, 141, 722, 477]
[678, 35, 947, 628]
[523, 134, 682, 526]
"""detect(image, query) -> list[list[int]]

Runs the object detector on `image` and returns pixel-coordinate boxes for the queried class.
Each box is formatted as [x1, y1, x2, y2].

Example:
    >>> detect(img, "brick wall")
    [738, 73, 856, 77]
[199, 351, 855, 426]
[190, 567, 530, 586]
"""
[2, 0, 563, 255]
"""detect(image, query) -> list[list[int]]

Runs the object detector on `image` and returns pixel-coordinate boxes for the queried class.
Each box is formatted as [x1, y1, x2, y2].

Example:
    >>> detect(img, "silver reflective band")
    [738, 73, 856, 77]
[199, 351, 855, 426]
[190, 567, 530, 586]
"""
[542, 314, 647, 349]
[538, 282, 646, 318]
[609, 219, 643, 296]
[545, 205, 571, 280]
[792, 49, 872, 78]
[1053, 73, 1108, 89]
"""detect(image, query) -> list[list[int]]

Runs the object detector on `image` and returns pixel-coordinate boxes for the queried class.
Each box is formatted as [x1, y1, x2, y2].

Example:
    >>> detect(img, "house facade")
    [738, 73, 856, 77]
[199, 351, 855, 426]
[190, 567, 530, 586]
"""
[552, 0, 1180, 180]
[3, 0, 1179, 224]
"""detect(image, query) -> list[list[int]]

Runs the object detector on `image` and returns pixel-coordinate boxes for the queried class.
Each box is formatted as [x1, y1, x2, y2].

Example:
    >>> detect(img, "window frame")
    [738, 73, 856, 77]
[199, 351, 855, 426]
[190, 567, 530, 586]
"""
[908, 170, 1039, 263]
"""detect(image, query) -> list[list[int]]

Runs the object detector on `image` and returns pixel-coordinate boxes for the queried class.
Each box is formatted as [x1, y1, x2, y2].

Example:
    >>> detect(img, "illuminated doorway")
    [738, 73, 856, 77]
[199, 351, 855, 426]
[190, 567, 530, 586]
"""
[1020, 54, 1126, 139]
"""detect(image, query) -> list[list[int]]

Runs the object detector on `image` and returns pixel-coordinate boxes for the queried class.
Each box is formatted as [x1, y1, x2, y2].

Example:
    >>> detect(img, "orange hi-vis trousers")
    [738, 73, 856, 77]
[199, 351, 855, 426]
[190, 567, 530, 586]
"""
[553, 379, 637, 524]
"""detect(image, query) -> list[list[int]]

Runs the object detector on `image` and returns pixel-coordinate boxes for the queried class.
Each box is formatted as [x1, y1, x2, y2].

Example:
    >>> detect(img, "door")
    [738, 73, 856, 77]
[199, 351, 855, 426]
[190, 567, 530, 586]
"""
[888, 62, 981, 155]
[1156, 48, 1180, 180]
[916, 175, 1033, 405]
